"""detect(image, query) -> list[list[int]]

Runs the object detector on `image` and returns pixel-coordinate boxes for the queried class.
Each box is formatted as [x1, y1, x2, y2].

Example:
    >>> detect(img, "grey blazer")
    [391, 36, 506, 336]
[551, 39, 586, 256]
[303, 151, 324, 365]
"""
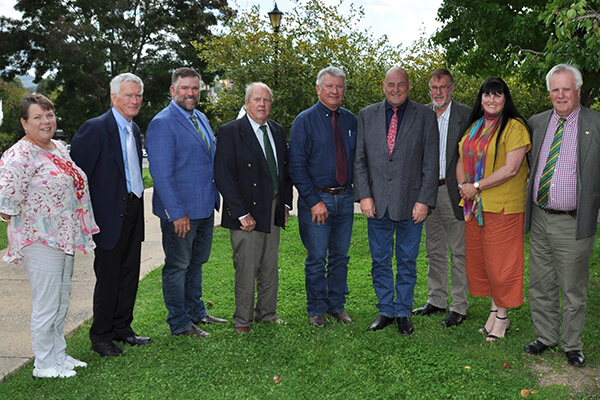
[526, 106, 600, 239]
[427, 100, 472, 220]
[354, 99, 439, 221]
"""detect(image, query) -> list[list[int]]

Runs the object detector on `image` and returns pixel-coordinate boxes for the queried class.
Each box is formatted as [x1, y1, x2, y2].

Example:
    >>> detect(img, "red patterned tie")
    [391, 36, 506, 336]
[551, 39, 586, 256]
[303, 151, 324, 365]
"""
[331, 110, 348, 186]
[387, 107, 398, 154]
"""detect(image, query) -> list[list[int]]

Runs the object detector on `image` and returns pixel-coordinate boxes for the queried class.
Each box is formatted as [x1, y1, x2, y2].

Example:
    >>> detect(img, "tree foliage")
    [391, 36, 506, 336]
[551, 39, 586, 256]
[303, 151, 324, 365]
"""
[434, 0, 600, 107]
[0, 0, 230, 137]
[0, 77, 29, 151]
[197, 0, 403, 133]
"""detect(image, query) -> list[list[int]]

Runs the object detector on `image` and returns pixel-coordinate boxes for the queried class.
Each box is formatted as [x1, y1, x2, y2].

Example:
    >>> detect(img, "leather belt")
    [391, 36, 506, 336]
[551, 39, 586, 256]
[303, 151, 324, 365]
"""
[438, 179, 446, 186]
[315, 186, 350, 195]
[538, 205, 576, 218]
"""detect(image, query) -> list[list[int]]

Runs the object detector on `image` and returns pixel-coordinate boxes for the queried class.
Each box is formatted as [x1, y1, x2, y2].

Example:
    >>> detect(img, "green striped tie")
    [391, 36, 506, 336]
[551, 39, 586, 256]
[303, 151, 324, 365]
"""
[537, 117, 566, 208]
[190, 115, 211, 156]
[260, 125, 278, 199]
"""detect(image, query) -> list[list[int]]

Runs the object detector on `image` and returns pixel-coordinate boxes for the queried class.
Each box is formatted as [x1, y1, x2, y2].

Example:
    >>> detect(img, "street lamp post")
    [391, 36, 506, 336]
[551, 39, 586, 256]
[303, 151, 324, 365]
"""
[268, 2, 284, 88]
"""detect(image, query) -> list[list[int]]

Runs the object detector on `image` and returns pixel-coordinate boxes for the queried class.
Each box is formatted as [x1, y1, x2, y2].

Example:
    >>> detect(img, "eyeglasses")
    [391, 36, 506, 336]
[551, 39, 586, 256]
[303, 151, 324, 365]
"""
[429, 85, 452, 92]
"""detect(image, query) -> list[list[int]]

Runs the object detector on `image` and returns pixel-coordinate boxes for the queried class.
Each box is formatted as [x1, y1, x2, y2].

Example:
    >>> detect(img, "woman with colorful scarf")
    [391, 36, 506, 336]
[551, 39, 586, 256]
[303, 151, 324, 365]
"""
[456, 77, 531, 342]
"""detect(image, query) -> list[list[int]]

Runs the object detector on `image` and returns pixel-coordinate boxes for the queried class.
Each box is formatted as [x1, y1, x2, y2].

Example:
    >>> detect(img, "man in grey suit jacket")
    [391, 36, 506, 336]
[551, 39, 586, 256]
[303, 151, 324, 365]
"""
[413, 69, 471, 328]
[354, 66, 439, 335]
[524, 64, 600, 368]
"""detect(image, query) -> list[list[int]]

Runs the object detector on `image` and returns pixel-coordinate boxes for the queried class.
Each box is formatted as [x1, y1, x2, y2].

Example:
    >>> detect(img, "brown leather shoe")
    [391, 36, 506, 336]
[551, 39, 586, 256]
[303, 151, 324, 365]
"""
[196, 314, 228, 324]
[327, 311, 353, 324]
[175, 325, 210, 338]
[234, 326, 251, 334]
[309, 315, 325, 327]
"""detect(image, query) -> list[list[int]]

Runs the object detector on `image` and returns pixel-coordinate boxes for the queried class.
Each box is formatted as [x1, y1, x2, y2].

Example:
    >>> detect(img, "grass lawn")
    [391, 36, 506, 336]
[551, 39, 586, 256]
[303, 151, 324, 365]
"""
[1, 215, 599, 399]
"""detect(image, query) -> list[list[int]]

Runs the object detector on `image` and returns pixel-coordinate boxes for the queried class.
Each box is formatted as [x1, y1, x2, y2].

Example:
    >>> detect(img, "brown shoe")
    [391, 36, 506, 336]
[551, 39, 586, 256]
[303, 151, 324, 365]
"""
[309, 315, 325, 327]
[328, 311, 353, 324]
[196, 314, 228, 324]
[234, 326, 251, 334]
[175, 325, 210, 338]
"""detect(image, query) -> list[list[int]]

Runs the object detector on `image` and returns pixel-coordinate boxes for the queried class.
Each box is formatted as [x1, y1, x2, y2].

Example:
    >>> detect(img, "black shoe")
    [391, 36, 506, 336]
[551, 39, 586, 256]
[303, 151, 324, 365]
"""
[368, 315, 395, 331]
[524, 339, 556, 355]
[117, 335, 153, 347]
[196, 314, 228, 324]
[412, 303, 445, 316]
[565, 350, 586, 367]
[91, 341, 123, 357]
[397, 317, 414, 335]
[441, 311, 466, 327]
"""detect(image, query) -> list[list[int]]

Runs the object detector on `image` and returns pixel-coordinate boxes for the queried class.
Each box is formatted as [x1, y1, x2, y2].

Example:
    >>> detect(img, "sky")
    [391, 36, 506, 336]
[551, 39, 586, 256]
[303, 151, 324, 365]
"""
[0, 0, 443, 48]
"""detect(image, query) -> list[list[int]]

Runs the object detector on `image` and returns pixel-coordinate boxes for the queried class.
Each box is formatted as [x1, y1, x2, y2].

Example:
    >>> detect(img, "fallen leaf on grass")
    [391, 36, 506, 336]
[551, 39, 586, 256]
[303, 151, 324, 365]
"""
[502, 362, 510, 368]
[464, 366, 471, 369]
[535, 360, 542, 364]
[520, 389, 530, 397]
[273, 375, 281, 384]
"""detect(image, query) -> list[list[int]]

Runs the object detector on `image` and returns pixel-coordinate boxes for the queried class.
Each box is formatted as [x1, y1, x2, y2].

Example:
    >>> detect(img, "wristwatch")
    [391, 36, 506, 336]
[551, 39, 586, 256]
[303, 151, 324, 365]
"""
[474, 181, 481, 192]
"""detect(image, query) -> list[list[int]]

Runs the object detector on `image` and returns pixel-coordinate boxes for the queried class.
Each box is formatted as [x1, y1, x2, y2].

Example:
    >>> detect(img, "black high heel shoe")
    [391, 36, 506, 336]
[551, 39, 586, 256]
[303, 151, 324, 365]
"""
[478, 309, 497, 335]
[486, 316, 510, 341]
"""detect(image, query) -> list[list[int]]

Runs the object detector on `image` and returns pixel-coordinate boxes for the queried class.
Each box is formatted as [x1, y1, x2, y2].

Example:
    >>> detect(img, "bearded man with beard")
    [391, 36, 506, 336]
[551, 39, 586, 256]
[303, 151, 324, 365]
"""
[146, 67, 227, 339]
[412, 69, 472, 328]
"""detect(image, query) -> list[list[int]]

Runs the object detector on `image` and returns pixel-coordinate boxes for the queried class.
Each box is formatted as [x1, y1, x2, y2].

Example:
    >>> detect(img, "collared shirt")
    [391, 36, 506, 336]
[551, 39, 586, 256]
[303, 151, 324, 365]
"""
[385, 99, 408, 134]
[247, 116, 278, 169]
[533, 106, 580, 211]
[289, 101, 357, 208]
[111, 107, 141, 194]
[435, 101, 452, 180]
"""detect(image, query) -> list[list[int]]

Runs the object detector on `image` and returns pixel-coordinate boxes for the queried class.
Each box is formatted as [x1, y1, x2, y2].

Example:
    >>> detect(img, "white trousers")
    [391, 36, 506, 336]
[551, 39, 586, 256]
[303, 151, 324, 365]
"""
[23, 242, 74, 369]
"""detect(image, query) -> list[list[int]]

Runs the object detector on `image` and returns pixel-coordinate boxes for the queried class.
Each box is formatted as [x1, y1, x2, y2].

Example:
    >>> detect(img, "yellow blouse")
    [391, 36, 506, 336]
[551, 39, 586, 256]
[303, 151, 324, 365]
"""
[459, 118, 531, 214]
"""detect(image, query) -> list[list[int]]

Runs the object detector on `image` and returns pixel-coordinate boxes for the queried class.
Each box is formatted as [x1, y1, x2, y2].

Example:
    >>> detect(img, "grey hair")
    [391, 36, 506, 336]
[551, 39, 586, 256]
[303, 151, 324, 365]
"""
[245, 82, 273, 102]
[110, 73, 144, 95]
[546, 64, 583, 91]
[316, 67, 346, 87]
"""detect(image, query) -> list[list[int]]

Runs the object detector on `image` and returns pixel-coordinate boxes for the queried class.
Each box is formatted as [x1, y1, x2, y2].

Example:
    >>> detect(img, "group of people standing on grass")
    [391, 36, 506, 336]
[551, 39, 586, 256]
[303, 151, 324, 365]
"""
[0, 62, 596, 379]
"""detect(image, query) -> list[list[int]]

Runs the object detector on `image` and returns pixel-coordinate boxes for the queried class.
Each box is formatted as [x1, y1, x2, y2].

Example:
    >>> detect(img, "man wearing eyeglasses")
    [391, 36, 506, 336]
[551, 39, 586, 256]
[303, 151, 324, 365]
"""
[412, 69, 471, 328]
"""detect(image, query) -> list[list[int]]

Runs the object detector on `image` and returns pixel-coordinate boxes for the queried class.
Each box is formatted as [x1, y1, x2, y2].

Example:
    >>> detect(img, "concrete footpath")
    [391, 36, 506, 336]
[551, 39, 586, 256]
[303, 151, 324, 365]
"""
[0, 187, 181, 382]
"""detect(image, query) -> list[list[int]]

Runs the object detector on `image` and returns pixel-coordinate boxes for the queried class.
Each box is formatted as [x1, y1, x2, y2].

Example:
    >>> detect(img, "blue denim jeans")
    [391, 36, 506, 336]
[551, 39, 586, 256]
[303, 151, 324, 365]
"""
[368, 211, 423, 317]
[298, 190, 354, 317]
[160, 215, 214, 334]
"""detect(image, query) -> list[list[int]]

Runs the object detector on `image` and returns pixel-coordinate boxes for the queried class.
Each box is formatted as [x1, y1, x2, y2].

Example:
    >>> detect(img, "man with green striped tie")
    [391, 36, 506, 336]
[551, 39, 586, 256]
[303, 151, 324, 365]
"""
[524, 64, 600, 368]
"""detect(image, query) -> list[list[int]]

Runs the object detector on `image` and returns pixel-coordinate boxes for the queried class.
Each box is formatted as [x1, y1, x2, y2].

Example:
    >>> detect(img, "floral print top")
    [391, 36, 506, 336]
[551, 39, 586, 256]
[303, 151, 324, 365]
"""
[0, 139, 99, 264]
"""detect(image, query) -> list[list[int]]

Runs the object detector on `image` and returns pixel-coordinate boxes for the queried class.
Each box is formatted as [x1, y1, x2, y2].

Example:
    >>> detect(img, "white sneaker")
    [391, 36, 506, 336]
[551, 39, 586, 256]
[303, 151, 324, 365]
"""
[62, 354, 88, 369]
[32, 365, 77, 379]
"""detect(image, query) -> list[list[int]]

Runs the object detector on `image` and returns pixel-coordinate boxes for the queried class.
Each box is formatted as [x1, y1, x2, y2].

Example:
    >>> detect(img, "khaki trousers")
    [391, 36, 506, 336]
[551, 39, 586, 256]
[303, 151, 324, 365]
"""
[230, 198, 281, 327]
[424, 185, 468, 314]
[528, 205, 594, 352]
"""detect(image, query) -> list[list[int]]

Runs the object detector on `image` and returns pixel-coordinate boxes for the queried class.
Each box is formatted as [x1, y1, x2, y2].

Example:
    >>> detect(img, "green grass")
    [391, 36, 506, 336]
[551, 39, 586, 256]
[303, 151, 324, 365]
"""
[1, 215, 599, 399]
[142, 167, 153, 188]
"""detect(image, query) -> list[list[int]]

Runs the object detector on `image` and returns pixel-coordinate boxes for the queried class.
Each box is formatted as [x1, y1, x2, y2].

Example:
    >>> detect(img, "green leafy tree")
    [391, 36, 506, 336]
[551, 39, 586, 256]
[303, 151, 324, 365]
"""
[0, 77, 29, 151]
[0, 0, 231, 137]
[197, 0, 403, 133]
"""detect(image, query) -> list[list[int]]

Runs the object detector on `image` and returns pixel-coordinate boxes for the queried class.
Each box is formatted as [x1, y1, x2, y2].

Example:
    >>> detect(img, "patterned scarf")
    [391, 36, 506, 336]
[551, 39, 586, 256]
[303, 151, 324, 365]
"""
[461, 114, 501, 225]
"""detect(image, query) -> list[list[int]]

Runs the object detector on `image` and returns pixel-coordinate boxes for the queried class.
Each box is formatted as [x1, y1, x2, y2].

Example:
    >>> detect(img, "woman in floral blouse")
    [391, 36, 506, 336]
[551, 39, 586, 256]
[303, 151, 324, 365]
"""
[0, 94, 99, 379]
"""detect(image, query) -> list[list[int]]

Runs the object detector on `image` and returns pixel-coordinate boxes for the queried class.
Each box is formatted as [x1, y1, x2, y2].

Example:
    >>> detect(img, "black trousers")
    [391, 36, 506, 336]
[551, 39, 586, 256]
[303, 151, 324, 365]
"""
[89, 196, 143, 344]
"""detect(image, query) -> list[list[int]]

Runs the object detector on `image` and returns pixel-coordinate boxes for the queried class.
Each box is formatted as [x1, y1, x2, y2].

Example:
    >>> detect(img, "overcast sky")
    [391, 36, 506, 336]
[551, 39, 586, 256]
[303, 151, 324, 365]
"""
[0, 0, 443, 48]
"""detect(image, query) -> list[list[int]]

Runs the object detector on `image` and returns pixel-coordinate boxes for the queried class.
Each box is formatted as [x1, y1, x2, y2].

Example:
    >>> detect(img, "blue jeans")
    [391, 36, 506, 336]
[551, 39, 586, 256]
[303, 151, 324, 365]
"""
[298, 190, 354, 317]
[161, 215, 214, 334]
[368, 211, 423, 317]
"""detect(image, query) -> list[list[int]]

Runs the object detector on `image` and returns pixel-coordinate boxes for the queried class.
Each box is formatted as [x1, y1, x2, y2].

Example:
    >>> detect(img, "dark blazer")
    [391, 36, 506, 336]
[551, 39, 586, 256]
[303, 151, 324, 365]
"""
[146, 101, 219, 221]
[215, 115, 292, 233]
[354, 99, 439, 221]
[427, 100, 472, 220]
[526, 106, 600, 239]
[71, 109, 144, 250]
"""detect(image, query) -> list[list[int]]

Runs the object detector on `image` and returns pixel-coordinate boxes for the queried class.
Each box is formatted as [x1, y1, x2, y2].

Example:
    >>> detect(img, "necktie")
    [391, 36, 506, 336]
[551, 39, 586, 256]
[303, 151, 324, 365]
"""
[125, 123, 144, 197]
[260, 125, 278, 198]
[331, 110, 348, 186]
[387, 107, 398, 154]
[190, 115, 211, 156]
[537, 117, 566, 208]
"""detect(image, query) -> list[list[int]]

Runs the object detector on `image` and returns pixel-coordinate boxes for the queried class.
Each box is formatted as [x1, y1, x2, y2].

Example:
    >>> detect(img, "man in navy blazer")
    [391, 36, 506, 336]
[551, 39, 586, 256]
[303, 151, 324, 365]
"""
[146, 67, 227, 339]
[354, 66, 439, 335]
[71, 73, 152, 357]
[215, 82, 292, 333]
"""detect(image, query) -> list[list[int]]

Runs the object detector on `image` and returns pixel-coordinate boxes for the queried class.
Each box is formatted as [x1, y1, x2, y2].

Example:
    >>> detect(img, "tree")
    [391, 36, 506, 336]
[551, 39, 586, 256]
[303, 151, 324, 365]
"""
[197, 0, 403, 133]
[0, 77, 29, 151]
[434, 0, 600, 107]
[0, 0, 231, 137]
